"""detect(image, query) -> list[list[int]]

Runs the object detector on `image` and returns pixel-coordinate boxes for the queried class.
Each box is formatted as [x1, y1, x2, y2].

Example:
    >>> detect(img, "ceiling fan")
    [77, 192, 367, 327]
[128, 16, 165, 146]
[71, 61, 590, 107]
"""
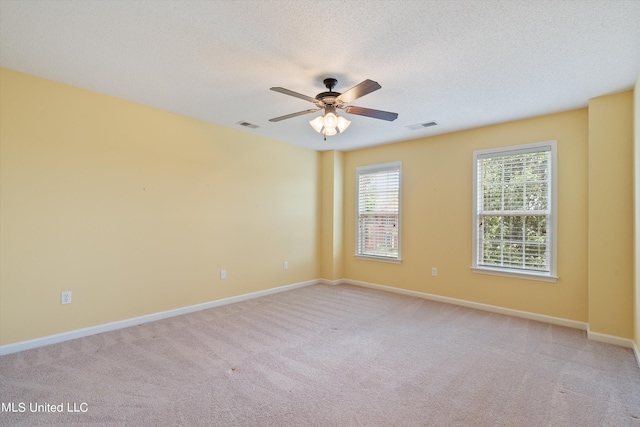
[269, 78, 398, 139]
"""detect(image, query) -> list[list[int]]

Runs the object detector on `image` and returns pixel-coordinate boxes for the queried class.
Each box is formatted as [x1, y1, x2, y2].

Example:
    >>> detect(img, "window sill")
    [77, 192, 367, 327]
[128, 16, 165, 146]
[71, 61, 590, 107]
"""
[471, 266, 558, 283]
[355, 255, 403, 264]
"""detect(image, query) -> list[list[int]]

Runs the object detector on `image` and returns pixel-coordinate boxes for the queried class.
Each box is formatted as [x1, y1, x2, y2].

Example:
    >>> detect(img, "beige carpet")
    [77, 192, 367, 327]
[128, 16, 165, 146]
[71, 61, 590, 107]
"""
[1, 283, 639, 426]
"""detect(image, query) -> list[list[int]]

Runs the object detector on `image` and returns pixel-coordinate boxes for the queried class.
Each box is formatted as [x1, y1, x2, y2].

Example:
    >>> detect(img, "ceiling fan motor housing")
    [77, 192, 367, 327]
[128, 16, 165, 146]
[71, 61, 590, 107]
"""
[315, 78, 341, 106]
[315, 92, 340, 105]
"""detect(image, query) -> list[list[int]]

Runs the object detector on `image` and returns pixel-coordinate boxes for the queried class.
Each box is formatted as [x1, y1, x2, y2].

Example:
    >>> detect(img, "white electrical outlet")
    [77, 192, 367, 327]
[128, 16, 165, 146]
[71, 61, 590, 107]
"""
[61, 291, 72, 304]
[432, 268, 437, 277]
[283, 261, 288, 270]
[220, 269, 227, 280]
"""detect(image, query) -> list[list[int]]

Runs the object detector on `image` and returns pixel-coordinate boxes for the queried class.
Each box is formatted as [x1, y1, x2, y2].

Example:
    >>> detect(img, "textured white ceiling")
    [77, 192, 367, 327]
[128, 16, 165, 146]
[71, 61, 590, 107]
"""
[1, 0, 639, 151]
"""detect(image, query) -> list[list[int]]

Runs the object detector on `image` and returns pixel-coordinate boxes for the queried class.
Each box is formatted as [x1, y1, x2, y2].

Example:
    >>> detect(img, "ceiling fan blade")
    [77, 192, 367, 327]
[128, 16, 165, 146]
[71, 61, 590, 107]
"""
[269, 108, 321, 122]
[344, 106, 398, 121]
[336, 79, 382, 104]
[270, 87, 319, 104]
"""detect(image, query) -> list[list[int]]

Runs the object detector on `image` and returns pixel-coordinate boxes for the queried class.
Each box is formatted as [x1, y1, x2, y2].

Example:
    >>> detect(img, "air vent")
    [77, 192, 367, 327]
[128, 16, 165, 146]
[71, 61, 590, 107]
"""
[406, 121, 438, 130]
[237, 121, 259, 129]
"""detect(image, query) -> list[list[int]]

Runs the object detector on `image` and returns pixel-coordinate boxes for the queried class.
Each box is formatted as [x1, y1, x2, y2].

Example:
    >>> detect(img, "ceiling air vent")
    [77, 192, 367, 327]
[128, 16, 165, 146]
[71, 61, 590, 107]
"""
[406, 121, 437, 130]
[237, 121, 259, 129]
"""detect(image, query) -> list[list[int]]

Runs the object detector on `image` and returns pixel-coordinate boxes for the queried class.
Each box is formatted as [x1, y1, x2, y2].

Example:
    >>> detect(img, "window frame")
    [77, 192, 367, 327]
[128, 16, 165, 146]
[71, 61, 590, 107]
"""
[355, 161, 402, 263]
[471, 140, 558, 282]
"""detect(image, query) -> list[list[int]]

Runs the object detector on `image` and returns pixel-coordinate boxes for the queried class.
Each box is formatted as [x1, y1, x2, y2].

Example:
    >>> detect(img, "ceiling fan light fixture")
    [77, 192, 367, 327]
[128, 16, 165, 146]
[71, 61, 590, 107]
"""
[309, 111, 351, 136]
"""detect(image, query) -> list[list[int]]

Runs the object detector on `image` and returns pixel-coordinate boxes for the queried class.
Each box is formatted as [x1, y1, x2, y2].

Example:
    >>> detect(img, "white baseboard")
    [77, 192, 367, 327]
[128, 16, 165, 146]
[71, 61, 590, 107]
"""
[317, 278, 343, 286]
[0, 279, 317, 356]
[586, 329, 636, 349]
[634, 341, 640, 369]
[342, 279, 588, 331]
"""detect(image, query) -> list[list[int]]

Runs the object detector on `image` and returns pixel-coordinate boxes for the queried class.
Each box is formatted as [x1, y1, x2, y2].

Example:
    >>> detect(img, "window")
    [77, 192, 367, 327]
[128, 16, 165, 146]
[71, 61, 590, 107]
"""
[356, 162, 401, 262]
[472, 141, 557, 282]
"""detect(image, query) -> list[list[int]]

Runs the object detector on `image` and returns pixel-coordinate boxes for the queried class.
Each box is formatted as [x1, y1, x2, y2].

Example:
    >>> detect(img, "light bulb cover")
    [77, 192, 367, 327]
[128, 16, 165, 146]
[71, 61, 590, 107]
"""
[337, 116, 351, 133]
[323, 127, 337, 136]
[323, 112, 338, 129]
[309, 116, 324, 133]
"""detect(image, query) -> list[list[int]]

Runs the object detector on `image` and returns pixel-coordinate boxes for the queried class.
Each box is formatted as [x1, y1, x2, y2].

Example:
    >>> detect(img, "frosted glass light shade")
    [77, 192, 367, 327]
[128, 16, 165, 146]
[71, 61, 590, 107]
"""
[323, 127, 337, 136]
[337, 116, 351, 132]
[323, 112, 338, 129]
[309, 116, 324, 133]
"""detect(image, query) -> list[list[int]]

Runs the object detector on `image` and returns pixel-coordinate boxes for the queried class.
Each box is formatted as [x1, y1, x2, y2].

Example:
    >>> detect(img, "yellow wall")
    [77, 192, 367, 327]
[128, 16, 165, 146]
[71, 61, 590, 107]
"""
[588, 91, 634, 339]
[1, 67, 636, 348]
[320, 150, 344, 281]
[342, 109, 590, 322]
[635, 73, 640, 350]
[0, 68, 320, 345]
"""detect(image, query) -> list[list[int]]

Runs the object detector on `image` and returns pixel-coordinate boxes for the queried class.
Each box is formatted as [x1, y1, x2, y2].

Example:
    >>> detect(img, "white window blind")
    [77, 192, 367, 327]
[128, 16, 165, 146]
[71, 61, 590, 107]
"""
[356, 162, 401, 260]
[473, 141, 557, 280]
